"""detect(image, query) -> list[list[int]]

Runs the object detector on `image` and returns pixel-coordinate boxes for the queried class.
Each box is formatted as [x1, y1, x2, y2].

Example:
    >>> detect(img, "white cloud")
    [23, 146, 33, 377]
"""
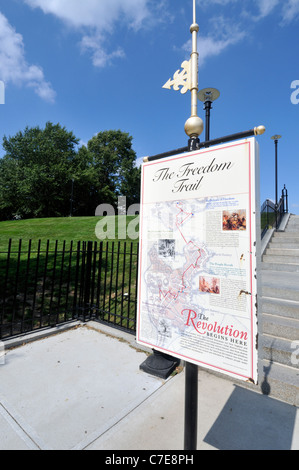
[200, 0, 299, 23]
[259, 0, 279, 16]
[246, 0, 279, 21]
[24, 0, 149, 30]
[181, 16, 246, 66]
[0, 12, 55, 102]
[189, 0, 299, 65]
[282, 0, 299, 23]
[254, 0, 299, 22]
[23, 0, 150, 67]
[79, 32, 125, 68]
[199, 0, 237, 5]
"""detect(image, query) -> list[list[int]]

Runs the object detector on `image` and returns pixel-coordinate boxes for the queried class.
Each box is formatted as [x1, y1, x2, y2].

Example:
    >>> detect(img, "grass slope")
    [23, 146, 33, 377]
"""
[0, 216, 139, 252]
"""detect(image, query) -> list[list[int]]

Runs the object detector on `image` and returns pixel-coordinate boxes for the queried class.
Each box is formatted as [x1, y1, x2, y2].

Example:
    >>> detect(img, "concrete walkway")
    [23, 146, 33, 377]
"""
[0, 322, 298, 451]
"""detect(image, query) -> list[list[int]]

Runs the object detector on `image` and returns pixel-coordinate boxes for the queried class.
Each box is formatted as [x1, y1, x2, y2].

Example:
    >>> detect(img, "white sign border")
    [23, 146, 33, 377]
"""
[137, 138, 261, 384]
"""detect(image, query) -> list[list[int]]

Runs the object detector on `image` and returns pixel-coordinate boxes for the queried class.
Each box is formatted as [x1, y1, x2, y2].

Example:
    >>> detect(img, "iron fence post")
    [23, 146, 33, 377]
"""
[83, 241, 93, 320]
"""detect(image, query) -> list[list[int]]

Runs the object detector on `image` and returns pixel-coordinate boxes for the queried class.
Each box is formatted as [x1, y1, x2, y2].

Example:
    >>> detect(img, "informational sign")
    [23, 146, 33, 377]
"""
[137, 138, 260, 383]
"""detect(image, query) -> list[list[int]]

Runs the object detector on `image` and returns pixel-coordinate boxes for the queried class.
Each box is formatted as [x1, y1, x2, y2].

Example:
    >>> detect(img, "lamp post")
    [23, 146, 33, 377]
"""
[198, 88, 220, 142]
[271, 135, 282, 229]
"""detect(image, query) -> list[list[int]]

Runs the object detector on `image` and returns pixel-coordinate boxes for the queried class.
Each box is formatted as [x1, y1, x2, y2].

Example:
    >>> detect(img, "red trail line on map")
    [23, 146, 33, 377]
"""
[158, 204, 202, 302]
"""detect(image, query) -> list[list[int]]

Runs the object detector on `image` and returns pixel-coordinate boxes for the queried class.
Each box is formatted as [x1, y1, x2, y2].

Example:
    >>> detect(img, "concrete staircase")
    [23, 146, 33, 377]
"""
[260, 214, 299, 406]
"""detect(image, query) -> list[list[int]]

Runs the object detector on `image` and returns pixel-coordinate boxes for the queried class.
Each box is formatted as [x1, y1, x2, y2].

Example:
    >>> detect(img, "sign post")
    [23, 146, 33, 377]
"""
[137, 137, 261, 448]
[137, 0, 263, 451]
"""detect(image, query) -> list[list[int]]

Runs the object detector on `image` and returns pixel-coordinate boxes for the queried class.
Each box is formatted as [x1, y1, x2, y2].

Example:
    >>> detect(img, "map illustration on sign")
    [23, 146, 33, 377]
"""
[137, 139, 260, 383]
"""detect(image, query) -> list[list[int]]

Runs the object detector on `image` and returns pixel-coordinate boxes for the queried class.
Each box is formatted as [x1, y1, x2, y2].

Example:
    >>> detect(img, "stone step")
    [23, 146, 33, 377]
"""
[262, 254, 299, 265]
[286, 218, 299, 225]
[257, 217, 299, 405]
[269, 240, 299, 248]
[262, 262, 299, 273]
[265, 248, 299, 257]
[261, 334, 299, 370]
[286, 217, 299, 224]
[285, 228, 299, 232]
[261, 313, 299, 341]
[262, 284, 299, 302]
[261, 297, 299, 320]
[261, 271, 299, 302]
[257, 359, 299, 406]
[273, 232, 299, 239]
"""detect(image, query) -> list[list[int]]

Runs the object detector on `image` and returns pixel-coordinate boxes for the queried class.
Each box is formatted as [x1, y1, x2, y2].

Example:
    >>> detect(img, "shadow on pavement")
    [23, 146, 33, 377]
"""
[204, 385, 297, 450]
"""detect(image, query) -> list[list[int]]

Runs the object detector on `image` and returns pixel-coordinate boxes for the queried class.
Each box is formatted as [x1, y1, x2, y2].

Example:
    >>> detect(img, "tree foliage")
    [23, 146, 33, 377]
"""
[0, 123, 141, 220]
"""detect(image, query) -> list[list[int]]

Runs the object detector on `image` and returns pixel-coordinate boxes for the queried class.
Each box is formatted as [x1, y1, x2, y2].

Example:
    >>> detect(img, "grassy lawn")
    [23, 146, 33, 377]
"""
[0, 216, 139, 252]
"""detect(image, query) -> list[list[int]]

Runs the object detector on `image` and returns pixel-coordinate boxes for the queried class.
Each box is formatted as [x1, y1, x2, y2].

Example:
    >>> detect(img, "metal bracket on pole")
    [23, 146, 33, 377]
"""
[143, 125, 266, 163]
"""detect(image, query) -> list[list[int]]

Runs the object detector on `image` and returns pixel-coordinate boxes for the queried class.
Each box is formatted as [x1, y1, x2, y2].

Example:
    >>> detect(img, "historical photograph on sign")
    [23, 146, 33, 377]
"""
[158, 239, 176, 259]
[137, 139, 260, 383]
[222, 209, 246, 231]
[199, 276, 220, 294]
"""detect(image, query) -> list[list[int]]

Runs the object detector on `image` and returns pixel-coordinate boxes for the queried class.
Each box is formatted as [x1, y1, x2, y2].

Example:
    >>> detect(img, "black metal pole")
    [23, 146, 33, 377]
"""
[183, 136, 199, 452]
[204, 100, 212, 142]
[184, 361, 198, 450]
[145, 126, 264, 163]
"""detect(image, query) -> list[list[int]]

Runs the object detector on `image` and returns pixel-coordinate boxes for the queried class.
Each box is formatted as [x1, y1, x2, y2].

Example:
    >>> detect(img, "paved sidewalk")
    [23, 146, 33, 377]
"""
[0, 322, 298, 450]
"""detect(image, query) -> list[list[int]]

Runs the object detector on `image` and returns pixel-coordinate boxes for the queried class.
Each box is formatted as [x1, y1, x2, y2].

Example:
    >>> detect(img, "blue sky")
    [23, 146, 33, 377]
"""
[0, 0, 298, 214]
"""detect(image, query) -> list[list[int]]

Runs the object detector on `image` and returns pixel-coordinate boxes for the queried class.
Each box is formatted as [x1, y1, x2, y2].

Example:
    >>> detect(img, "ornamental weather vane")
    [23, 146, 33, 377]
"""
[163, 0, 204, 143]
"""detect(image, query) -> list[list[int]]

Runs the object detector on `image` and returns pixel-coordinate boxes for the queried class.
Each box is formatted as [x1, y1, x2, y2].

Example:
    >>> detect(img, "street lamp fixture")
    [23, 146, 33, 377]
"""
[271, 134, 282, 229]
[198, 87, 220, 141]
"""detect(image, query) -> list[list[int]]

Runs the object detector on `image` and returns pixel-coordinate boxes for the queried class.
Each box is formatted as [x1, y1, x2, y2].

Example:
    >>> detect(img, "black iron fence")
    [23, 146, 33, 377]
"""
[0, 240, 138, 340]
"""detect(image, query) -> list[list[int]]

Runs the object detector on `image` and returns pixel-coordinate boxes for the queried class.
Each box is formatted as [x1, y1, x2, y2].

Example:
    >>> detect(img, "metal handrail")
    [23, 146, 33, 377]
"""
[261, 185, 288, 238]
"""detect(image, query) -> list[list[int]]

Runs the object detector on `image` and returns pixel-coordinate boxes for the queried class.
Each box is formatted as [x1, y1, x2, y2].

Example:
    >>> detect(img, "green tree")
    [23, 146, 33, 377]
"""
[0, 126, 141, 220]
[0, 122, 79, 219]
[86, 130, 141, 211]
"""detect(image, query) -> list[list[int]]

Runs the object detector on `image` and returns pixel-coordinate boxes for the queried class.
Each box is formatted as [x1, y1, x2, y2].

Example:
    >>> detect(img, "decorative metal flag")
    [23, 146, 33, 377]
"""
[162, 0, 204, 140]
[162, 60, 191, 94]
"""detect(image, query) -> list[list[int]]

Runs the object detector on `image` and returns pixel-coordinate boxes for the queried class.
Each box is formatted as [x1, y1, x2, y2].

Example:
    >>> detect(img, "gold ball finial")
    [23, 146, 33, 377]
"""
[184, 116, 204, 138]
[190, 23, 199, 33]
[254, 125, 266, 136]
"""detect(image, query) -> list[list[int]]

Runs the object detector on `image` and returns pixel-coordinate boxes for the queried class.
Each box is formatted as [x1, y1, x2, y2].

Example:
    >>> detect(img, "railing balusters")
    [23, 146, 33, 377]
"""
[102, 243, 109, 314]
[1, 236, 139, 339]
[56, 241, 66, 324]
[120, 242, 126, 329]
[90, 241, 97, 316]
[73, 241, 81, 318]
[21, 239, 32, 333]
[108, 242, 115, 323]
[40, 240, 50, 327]
[65, 241, 73, 321]
[49, 240, 58, 326]
[11, 239, 22, 336]
[96, 241, 103, 316]
[0, 239, 12, 339]
[31, 240, 41, 330]
[127, 243, 133, 330]
[114, 241, 121, 324]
